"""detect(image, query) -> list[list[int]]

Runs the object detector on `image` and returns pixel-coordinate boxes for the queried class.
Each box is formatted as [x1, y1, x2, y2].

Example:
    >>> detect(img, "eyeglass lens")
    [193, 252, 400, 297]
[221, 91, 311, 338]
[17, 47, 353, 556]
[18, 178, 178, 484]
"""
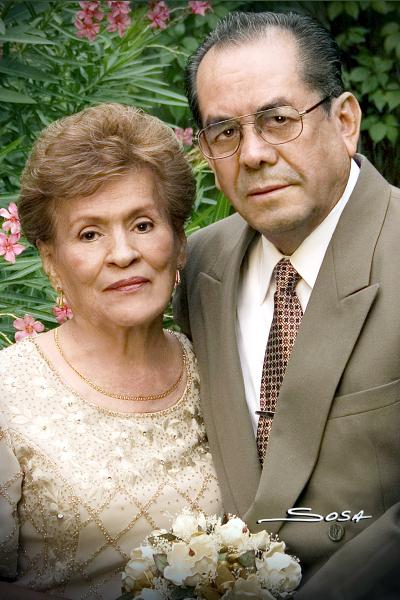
[200, 106, 303, 158]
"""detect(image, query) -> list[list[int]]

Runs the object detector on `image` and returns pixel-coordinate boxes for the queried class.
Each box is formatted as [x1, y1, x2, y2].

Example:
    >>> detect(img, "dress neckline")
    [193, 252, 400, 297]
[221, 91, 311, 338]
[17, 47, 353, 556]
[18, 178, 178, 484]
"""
[28, 332, 192, 418]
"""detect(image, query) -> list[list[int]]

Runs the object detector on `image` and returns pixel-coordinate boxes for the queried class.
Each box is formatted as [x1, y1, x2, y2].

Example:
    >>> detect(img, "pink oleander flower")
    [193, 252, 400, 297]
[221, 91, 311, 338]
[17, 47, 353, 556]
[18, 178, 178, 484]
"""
[107, 1, 131, 15]
[75, 17, 101, 41]
[52, 304, 74, 324]
[106, 9, 131, 36]
[0, 232, 25, 263]
[0, 202, 21, 235]
[174, 127, 193, 146]
[79, 0, 104, 20]
[147, 1, 170, 30]
[75, 0, 103, 41]
[188, 1, 212, 16]
[13, 315, 45, 342]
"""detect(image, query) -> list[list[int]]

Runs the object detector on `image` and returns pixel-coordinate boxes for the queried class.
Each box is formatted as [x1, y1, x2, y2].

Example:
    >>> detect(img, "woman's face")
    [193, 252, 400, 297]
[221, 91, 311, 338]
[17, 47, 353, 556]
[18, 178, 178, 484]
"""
[41, 168, 185, 330]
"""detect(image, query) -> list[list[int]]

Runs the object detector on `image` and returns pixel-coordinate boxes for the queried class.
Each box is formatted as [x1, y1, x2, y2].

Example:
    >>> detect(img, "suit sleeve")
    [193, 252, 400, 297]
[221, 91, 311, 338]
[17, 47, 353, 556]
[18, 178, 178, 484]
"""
[296, 503, 400, 600]
[173, 265, 192, 339]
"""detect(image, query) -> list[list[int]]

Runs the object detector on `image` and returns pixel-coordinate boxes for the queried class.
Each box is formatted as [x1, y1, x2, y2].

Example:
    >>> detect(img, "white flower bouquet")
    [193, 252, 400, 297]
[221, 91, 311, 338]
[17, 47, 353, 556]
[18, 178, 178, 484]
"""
[118, 510, 301, 600]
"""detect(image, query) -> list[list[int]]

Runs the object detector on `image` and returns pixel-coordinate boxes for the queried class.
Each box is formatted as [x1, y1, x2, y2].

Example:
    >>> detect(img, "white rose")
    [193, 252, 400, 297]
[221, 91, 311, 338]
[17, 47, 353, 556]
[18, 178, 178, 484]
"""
[215, 517, 250, 548]
[164, 535, 218, 587]
[184, 534, 218, 586]
[164, 541, 196, 585]
[172, 511, 207, 540]
[238, 530, 271, 553]
[256, 553, 302, 593]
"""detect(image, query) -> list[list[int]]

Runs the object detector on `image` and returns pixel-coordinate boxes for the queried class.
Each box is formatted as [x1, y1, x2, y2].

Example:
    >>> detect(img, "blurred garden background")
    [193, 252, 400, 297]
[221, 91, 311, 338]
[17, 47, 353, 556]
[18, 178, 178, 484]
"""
[0, 0, 399, 346]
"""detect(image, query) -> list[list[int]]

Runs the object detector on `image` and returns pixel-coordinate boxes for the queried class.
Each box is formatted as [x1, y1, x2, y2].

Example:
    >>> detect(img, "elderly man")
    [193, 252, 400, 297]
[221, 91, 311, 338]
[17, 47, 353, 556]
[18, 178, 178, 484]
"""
[174, 11, 400, 599]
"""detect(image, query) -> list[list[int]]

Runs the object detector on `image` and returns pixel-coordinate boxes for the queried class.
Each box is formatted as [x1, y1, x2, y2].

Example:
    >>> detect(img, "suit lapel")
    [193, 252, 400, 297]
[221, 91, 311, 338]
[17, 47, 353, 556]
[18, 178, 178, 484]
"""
[198, 220, 262, 517]
[245, 157, 390, 532]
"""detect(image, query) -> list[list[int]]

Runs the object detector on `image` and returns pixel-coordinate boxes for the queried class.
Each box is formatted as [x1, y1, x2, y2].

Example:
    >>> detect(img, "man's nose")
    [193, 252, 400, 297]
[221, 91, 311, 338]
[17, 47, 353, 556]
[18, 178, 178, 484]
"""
[107, 231, 140, 267]
[238, 123, 279, 169]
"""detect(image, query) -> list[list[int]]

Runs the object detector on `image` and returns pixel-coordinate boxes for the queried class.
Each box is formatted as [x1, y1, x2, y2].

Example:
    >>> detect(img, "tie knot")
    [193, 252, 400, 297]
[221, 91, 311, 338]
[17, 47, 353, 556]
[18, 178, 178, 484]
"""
[274, 258, 301, 293]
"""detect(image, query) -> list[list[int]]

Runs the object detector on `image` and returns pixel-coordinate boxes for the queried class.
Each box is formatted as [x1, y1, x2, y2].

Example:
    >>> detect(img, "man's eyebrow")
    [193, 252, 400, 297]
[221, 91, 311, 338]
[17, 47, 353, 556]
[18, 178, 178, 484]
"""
[203, 97, 293, 127]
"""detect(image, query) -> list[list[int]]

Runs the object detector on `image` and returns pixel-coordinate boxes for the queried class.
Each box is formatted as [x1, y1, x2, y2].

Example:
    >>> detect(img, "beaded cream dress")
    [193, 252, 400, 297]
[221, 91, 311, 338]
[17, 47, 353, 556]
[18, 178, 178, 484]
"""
[0, 332, 223, 599]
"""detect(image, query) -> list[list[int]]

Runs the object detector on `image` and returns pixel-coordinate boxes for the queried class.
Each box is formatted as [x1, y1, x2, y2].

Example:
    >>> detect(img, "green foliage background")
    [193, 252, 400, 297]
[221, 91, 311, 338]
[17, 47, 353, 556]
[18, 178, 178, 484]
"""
[0, 0, 399, 346]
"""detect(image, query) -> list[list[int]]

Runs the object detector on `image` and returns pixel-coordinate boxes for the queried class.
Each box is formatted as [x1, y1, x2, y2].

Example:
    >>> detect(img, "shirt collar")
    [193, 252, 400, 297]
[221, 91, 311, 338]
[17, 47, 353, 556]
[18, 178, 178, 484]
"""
[257, 158, 360, 303]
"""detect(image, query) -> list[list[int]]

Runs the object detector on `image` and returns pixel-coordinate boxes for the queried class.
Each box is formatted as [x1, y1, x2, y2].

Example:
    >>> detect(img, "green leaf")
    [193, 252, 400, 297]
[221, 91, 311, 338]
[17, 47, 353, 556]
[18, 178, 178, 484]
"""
[0, 87, 36, 104]
[0, 58, 58, 82]
[212, 193, 233, 222]
[327, 2, 344, 21]
[237, 550, 256, 568]
[0, 29, 55, 45]
[384, 32, 400, 54]
[153, 553, 168, 574]
[386, 127, 398, 144]
[371, 1, 391, 14]
[369, 122, 387, 143]
[381, 22, 399, 36]
[182, 36, 199, 52]
[361, 75, 378, 95]
[0, 137, 24, 162]
[345, 2, 359, 19]
[385, 91, 400, 111]
[371, 91, 386, 112]
[349, 66, 370, 82]
[0, 19, 5, 35]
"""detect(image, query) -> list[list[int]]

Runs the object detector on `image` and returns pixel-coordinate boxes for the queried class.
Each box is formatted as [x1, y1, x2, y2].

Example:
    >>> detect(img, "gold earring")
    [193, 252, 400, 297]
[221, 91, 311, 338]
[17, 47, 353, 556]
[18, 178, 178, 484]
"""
[56, 285, 67, 309]
[174, 269, 181, 289]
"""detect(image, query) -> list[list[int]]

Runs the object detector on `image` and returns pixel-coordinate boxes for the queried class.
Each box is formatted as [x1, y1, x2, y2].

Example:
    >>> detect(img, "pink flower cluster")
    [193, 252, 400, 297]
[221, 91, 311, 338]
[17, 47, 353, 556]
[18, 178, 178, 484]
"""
[75, 1, 104, 41]
[75, 1, 131, 42]
[174, 127, 193, 146]
[13, 315, 44, 342]
[0, 203, 25, 263]
[106, 1, 131, 37]
[147, 1, 170, 30]
[188, 1, 212, 16]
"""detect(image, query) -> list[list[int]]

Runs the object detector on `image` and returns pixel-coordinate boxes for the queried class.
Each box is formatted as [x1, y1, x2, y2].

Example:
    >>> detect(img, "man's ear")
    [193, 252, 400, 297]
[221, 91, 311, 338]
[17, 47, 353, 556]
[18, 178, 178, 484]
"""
[332, 92, 362, 157]
[37, 240, 59, 289]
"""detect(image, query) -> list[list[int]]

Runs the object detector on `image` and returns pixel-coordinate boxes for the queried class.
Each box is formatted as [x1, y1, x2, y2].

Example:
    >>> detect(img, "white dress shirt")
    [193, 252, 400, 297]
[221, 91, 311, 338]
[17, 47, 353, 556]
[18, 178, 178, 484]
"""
[236, 160, 360, 434]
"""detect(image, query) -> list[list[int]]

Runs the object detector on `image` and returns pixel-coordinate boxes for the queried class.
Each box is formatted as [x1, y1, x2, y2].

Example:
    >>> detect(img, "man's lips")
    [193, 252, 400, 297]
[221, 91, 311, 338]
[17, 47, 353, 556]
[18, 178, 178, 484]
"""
[104, 276, 149, 291]
[247, 184, 291, 196]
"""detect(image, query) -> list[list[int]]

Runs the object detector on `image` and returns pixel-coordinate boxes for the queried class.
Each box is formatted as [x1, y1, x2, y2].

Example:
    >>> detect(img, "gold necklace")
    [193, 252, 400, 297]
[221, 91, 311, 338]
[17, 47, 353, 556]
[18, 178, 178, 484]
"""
[53, 328, 186, 402]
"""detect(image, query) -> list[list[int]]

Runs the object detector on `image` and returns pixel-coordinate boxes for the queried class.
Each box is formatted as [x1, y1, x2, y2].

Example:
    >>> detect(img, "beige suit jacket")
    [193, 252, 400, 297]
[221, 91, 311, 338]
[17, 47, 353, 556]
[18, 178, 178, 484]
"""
[174, 156, 400, 598]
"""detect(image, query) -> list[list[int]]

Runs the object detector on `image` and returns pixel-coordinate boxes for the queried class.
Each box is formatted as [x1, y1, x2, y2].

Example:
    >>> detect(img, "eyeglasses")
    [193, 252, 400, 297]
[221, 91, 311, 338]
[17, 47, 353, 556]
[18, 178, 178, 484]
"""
[197, 96, 331, 160]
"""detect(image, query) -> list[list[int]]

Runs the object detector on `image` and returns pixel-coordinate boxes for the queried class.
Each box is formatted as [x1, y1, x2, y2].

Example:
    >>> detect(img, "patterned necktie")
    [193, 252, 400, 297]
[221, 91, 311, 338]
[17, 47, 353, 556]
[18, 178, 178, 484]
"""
[256, 258, 303, 465]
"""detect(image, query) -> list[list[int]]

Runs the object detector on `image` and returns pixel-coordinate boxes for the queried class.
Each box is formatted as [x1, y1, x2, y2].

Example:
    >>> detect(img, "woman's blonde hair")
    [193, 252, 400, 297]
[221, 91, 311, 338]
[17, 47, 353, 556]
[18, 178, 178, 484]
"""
[19, 103, 196, 244]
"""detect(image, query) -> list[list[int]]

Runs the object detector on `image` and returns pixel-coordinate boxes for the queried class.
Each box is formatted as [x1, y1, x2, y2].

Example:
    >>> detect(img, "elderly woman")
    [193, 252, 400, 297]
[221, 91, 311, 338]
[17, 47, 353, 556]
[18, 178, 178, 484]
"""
[0, 104, 223, 599]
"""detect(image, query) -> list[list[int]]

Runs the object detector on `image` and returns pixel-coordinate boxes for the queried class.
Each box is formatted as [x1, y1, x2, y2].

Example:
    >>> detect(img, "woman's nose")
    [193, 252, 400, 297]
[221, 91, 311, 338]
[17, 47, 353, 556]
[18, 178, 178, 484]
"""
[107, 231, 140, 267]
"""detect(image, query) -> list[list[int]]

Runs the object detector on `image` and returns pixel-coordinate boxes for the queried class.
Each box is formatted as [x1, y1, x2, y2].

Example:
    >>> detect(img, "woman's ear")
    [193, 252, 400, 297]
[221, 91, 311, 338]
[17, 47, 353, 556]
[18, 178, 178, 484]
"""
[332, 92, 362, 157]
[37, 241, 59, 289]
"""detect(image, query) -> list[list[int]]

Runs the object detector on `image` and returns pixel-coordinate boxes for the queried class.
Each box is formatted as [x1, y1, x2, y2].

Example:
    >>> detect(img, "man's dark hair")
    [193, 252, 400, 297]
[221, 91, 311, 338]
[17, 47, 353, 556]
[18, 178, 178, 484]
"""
[185, 11, 344, 127]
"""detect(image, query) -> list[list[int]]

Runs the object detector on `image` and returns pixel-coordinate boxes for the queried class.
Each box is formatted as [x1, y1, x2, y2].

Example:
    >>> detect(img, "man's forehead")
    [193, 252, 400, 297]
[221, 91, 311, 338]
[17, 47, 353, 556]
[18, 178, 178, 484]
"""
[196, 34, 303, 125]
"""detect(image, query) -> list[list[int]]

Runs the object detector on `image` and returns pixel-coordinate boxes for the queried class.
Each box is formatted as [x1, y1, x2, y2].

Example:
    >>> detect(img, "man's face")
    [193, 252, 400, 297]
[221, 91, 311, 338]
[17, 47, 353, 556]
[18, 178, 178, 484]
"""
[196, 33, 360, 253]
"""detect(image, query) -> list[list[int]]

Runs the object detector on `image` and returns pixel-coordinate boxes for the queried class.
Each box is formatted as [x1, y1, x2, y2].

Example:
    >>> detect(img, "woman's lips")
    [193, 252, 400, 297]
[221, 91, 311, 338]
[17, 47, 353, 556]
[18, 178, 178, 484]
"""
[104, 277, 149, 292]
